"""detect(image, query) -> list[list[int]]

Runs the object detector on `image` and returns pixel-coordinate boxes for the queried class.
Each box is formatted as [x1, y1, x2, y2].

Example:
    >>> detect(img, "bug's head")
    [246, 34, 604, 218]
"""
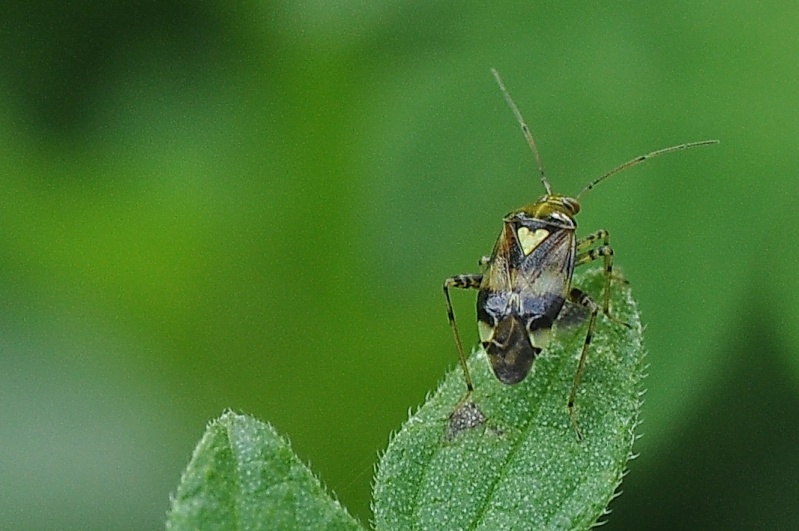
[519, 193, 581, 223]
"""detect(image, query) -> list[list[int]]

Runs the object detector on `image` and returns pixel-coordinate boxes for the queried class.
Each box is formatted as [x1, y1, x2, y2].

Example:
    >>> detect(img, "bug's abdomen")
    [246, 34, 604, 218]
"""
[477, 289, 565, 385]
[483, 315, 536, 384]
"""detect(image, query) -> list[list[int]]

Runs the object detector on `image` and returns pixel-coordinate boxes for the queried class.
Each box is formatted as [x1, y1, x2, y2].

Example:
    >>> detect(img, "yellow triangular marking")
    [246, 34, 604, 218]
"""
[517, 227, 549, 255]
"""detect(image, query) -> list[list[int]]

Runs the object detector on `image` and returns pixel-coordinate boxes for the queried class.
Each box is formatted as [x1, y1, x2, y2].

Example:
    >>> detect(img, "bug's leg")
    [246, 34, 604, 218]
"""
[566, 287, 599, 441]
[575, 229, 630, 327]
[443, 274, 483, 398]
[478, 255, 491, 268]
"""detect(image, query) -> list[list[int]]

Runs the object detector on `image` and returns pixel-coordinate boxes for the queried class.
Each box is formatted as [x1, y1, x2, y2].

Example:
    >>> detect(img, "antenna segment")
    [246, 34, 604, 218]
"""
[492, 68, 552, 195]
[576, 140, 720, 199]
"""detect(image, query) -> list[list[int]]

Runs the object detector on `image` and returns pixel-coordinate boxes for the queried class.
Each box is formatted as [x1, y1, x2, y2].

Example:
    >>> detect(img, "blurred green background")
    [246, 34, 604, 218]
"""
[2, 2, 798, 529]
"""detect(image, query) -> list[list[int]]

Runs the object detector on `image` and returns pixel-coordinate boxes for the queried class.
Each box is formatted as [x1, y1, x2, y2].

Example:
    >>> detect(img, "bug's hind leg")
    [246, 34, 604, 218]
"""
[443, 273, 483, 399]
[565, 287, 600, 441]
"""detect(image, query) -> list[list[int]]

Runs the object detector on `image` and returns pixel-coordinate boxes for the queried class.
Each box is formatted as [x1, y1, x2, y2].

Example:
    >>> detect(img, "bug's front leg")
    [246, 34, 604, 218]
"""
[443, 274, 483, 396]
[575, 229, 629, 326]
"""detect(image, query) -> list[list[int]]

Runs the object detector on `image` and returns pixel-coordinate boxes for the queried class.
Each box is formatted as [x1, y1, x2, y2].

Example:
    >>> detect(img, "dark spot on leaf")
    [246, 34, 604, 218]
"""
[446, 401, 487, 440]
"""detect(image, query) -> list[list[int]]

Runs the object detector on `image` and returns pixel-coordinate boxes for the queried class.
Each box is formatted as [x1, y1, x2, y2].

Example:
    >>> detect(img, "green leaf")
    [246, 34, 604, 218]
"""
[166, 411, 362, 531]
[373, 268, 645, 530]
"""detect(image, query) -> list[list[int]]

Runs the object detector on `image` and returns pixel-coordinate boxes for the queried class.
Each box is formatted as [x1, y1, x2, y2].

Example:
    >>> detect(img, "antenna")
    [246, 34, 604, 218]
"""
[491, 68, 552, 195]
[576, 139, 720, 200]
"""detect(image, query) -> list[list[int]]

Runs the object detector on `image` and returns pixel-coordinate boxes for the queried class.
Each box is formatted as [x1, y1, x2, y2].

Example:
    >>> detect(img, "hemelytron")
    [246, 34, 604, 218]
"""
[443, 68, 718, 436]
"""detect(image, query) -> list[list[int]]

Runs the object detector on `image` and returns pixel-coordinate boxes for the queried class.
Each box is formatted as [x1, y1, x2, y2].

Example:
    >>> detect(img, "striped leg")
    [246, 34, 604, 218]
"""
[575, 229, 629, 325]
[443, 274, 483, 395]
[566, 287, 599, 440]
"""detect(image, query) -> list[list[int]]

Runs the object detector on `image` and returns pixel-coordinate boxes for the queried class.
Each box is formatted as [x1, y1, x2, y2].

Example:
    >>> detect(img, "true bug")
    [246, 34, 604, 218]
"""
[443, 68, 717, 433]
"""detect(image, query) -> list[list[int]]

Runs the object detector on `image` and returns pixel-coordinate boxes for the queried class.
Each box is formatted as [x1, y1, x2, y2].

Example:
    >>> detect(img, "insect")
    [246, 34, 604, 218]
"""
[443, 68, 718, 434]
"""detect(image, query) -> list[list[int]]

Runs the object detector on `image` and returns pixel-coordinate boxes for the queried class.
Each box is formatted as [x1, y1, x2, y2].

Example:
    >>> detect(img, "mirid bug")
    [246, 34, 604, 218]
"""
[443, 69, 717, 435]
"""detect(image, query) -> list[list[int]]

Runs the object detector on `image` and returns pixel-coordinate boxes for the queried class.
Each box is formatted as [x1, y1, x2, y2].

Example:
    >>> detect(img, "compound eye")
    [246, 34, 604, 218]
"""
[562, 197, 580, 215]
